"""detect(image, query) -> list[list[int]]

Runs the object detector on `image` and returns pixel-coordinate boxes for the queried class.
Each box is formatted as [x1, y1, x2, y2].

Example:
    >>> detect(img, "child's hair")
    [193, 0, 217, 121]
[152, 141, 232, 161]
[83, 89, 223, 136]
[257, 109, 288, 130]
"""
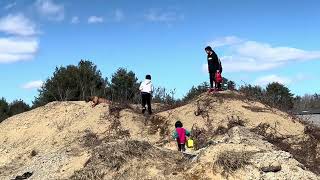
[146, 74, 151, 80]
[175, 121, 183, 128]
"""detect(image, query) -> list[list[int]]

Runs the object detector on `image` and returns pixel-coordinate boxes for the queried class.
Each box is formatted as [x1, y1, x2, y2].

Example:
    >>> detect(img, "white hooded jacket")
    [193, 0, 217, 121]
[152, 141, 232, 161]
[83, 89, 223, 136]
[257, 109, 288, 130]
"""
[139, 79, 153, 94]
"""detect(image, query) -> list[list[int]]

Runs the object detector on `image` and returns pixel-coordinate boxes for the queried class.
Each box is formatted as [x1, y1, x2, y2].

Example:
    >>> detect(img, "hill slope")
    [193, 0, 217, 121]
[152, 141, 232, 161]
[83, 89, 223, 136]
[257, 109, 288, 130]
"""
[0, 91, 319, 179]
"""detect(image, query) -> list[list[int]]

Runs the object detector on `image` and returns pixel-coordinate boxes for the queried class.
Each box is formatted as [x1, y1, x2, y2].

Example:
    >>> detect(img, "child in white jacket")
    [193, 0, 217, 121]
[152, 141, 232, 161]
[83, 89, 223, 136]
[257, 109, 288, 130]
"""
[139, 75, 154, 115]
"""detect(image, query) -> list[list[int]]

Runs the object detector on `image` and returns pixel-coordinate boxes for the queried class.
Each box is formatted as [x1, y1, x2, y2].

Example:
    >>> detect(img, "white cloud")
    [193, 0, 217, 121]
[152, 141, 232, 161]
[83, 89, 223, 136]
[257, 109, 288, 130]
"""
[88, 16, 104, 24]
[236, 41, 320, 62]
[209, 36, 320, 72]
[0, 37, 39, 63]
[71, 16, 79, 24]
[22, 80, 43, 89]
[208, 36, 243, 47]
[0, 14, 37, 36]
[221, 56, 283, 72]
[114, 9, 124, 22]
[4, 2, 17, 10]
[145, 9, 184, 23]
[35, 0, 64, 21]
[255, 75, 291, 86]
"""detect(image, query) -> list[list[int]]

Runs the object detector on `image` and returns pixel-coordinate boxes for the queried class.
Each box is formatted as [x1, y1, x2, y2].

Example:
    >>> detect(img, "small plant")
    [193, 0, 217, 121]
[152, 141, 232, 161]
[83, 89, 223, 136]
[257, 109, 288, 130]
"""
[191, 125, 210, 150]
[100, 103, 131, 141]
[214, 150, 253, 176]
[227, 116, 245, 129]
[147, 115, 170, 139]
[214, 126, 228, 135]
[108, 102, 128, 118]
[82, 130, 102, 148]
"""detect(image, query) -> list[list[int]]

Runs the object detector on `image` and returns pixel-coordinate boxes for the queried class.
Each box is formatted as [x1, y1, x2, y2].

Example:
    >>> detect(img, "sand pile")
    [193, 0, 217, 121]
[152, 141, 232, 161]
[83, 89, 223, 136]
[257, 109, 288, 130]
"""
[0, 91, 319, 180]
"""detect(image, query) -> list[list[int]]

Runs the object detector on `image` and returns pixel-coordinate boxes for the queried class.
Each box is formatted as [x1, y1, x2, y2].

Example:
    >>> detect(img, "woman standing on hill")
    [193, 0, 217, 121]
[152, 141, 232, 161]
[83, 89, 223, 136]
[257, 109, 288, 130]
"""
[205, 46, 222, 92]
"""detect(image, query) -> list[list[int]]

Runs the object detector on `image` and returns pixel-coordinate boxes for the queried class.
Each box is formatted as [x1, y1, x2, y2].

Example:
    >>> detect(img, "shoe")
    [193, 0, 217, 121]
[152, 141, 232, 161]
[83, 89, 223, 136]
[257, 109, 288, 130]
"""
[207, 88, 214, 93]
[142, 108, 146, 114]
[208, 88, 217, 94]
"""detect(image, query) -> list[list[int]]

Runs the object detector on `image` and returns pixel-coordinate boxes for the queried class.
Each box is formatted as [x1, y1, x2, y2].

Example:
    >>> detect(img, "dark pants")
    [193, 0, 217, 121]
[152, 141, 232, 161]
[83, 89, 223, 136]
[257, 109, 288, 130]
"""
[177, 139, 186, 152]
[178, 143, 186, 152]
[209, 72, 222, 90]
[209, 73, 216, 89]
[141, 92, 152, 114]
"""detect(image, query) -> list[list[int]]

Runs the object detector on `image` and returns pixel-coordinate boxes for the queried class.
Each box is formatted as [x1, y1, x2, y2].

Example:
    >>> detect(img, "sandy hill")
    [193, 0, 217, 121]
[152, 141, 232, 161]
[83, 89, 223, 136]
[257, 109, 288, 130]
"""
[0, 91, 319, 180]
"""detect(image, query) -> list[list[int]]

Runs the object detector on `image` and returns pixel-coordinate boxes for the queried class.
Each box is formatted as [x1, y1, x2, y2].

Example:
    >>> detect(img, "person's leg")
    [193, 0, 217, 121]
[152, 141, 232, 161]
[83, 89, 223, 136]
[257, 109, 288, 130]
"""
[177, 139, 181, 151]
[209, 73, 214, 89]
[218, 82, 222, 91]
[213, 72, 218, 90]
[141, 93, 147, 114]
[147, 93, 152, 114]
[181, 144, 186, 152]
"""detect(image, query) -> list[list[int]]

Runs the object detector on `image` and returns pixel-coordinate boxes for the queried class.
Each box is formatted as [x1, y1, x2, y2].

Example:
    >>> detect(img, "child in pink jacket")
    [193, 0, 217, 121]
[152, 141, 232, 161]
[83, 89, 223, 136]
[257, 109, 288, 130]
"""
[172, 121, 191, 152]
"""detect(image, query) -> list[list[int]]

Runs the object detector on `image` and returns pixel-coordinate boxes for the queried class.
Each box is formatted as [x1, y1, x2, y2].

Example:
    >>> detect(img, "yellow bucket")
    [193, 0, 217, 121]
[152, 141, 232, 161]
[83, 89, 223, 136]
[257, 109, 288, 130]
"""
[187, 139, 194, 148]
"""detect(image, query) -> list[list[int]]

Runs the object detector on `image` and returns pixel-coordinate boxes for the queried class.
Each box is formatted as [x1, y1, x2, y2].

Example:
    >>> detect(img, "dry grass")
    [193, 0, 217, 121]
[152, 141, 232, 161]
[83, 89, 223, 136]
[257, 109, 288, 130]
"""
[70, 140, 189, 180]
[99, 103, 131, 141]
[191, 116, 246, 150]
[242, 105, 269, 112]
[226, 116, 245, 128]
[81, 129, 102, 148]
[93, 140, 153, 170]
[211, 91, 249, 103]
[191, 125, 211, 150]
[250, 122, 320, 175]
[214, 150, 254, 176]
[146, 115, 170, 139]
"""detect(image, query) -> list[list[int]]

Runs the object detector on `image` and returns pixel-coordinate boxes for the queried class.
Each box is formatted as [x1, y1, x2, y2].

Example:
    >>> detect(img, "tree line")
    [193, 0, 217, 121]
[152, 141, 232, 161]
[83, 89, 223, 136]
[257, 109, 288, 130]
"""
[0, 98, 30, 123]
[1, 60, 318, 122]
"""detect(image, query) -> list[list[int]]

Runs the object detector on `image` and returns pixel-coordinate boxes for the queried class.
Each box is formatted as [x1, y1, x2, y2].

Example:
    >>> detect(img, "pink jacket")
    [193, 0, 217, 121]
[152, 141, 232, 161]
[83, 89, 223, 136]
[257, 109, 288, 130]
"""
[176, 128, 187, 144]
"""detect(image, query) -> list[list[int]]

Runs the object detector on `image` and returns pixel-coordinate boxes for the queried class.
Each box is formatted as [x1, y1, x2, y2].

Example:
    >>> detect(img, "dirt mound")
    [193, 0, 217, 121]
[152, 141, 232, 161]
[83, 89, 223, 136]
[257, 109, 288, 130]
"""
[0, 91, 319, 179]
[71, 140, 189, 180]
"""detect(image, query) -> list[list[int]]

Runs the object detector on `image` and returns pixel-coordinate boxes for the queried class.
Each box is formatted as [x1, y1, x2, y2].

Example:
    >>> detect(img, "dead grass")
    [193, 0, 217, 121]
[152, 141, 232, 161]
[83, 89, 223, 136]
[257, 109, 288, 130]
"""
[211, 91, 248, 103]
[250, 122, 320, 175]
[146, 115, 170, 138]
[191, 116, 246, 150]
[226, 116, 245, 128]
[81, 129, 102, 148]
[242, 105, 269, 112]
[70, 140, 189, 180]
[191, 125, 211, 150]
[99, 103, 131, 141]
[214, 150, 254, 177]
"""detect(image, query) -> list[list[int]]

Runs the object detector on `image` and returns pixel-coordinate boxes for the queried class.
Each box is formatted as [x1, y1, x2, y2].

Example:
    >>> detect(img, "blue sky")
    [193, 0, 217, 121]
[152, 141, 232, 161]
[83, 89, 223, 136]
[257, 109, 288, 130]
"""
[0, 0, 320, 105]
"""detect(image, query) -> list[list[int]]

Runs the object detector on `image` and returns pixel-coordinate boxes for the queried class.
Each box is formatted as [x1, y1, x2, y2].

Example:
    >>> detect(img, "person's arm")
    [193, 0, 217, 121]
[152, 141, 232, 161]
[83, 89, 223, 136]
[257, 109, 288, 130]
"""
[186, 129, 191, 137]
[218, 58, 223, 73]
[151, 83, 154, 94]
[139, 82, 143, 91]
[213, 52, 220, 71]
[172, 131, 178, 139]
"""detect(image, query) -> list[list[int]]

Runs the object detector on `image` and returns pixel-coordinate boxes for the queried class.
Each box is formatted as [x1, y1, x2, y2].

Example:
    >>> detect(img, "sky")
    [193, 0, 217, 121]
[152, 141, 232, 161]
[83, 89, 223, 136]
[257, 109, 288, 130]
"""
[0, 0, 320, 105]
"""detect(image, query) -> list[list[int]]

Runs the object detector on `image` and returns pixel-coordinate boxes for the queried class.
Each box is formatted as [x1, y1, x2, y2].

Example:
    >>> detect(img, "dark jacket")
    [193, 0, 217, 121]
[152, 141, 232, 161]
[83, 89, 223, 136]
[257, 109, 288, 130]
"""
[207, 51, 222, 73]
